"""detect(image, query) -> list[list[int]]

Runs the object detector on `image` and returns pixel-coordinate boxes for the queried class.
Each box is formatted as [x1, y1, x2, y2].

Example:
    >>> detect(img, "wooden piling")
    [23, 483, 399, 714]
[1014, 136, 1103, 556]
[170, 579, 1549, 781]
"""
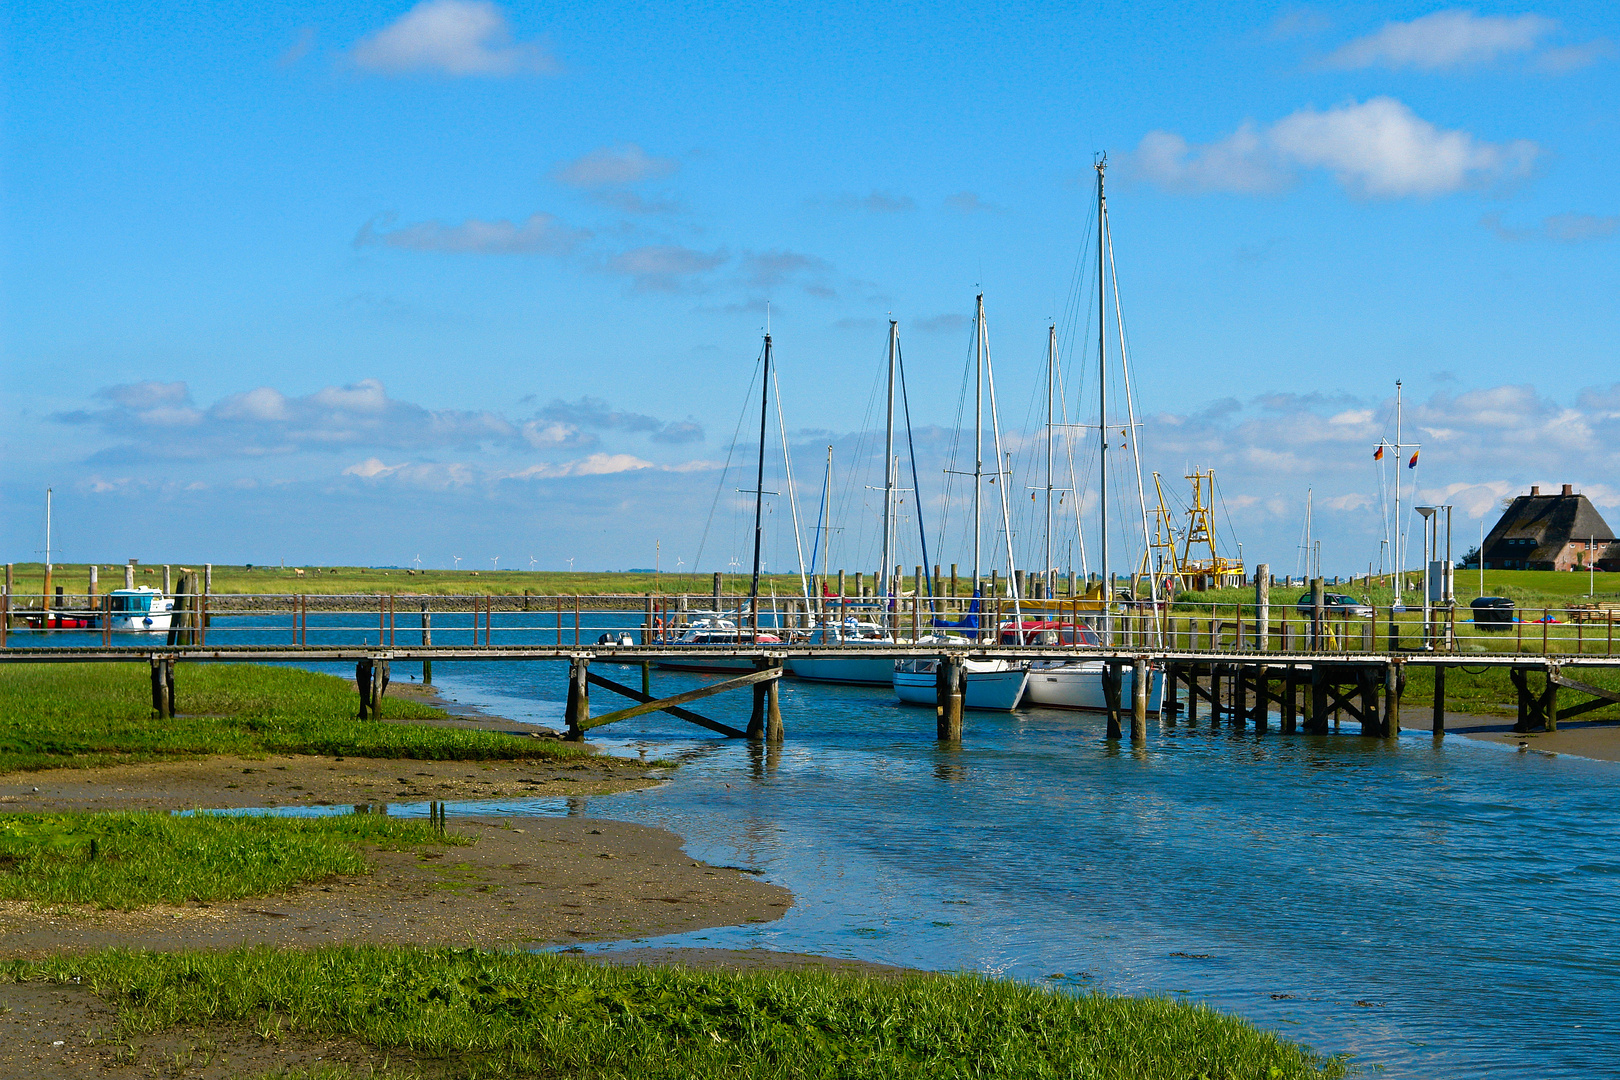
[1164, 663, 1179, 725]
[1283, 665, 1297, 733]
[150, 657, 168, 718]
[1307, 666, 1328, 734]
[421, 603, 433, 685]
[1234, 665, 1248, 728]
[712, 571, 722, 611]
[372, 659, 388, 718]
[88, 564, 98, 601]
[162, 565, 171, 595]
[1432, 665, 1446, 737]
[746, 656, 783, 743]
[1131, 656, 1148, 741]
[356, 659, 373, 719]
[1103, 662, 1123, 739]
[1383, 662, 1401, 737]
[566, 656, 590, 740]
[937, 654, 965, 741]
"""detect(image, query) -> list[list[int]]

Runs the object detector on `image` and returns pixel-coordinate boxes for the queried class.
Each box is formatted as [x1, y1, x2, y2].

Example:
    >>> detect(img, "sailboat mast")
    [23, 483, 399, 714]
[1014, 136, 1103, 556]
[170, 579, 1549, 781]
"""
[821, 444, 832, 584]
[1097, 159, 1109, 636]
[1393, 378, 1403, 580]
[973, 294, 985, 588]
[880, 320, 898, 600]
[982, 300, 1023, 632]
[1045, 324, 1055, 592]
[749, 334, 771, 604]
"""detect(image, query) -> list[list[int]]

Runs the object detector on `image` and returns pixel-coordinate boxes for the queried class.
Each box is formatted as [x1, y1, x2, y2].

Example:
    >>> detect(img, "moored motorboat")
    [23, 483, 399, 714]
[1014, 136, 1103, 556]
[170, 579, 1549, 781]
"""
[109, 587, 174, 632]
[786, 616, 897, 685]
[1025, 658, 1164, 713]
[656, 614, 782, 672]
[894, 654, 1028, 711]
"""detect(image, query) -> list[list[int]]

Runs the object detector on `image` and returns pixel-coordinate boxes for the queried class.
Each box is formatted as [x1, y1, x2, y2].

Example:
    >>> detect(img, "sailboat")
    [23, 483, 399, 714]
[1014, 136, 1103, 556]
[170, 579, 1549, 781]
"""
[1024, 158, 1163, 714]
[893, 294, 1029, 711]
[789, 322, 904, 685]
[659, 332, 785, 672]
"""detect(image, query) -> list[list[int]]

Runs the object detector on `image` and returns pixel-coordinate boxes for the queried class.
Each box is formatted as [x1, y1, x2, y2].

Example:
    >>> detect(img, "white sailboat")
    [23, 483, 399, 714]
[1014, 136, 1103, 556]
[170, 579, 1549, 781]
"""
[791, 321, 903, 685]
[893, 294, 1027, 711]
[1025, 157, 1163, 714]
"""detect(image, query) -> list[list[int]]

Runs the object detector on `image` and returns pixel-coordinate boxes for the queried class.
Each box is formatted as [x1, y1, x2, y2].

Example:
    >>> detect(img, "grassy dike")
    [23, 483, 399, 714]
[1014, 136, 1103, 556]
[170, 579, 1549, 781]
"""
[0, 663, 585, 772]
[4, 947, 1351, 1079]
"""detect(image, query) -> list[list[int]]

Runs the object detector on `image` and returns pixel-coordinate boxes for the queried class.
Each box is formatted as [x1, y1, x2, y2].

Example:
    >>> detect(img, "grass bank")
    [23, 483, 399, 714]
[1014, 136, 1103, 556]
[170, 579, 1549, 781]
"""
[5, 946, 1350, 1079]
[0, 811, 453, 909]
[0, 663, 587, 772]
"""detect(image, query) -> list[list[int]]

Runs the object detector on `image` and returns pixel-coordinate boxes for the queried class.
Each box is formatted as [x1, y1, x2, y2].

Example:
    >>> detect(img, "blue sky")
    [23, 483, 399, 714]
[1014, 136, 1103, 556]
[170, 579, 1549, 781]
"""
[3, 1, 1617, 579]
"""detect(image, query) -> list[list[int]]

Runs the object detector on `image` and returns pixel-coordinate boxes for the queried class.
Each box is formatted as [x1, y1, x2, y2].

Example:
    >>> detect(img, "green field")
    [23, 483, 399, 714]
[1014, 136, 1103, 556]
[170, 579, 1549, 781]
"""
[4, 946, 1350, 1079]
[0, 663, 586, 772]
[0, 811, 454, 909]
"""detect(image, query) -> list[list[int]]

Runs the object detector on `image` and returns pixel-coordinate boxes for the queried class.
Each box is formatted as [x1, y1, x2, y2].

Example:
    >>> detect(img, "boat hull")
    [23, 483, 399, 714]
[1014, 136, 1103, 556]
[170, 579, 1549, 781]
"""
[1024, 661, 1164, 713]
[787, 654, 896, 686]
[655, 656, 760, 673]
[894, 664, 1028, 711]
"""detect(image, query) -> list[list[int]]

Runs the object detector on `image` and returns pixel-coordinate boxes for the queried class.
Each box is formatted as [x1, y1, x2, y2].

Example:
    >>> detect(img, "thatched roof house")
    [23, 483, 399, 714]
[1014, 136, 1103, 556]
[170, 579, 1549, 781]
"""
[1482, 484, 1615, 572]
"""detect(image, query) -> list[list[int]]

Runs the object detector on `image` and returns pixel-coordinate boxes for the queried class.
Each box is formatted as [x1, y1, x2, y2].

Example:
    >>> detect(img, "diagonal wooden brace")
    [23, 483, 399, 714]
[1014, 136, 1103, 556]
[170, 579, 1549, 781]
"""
[580, 666, 780, 733]
[585, 671, 748, 738]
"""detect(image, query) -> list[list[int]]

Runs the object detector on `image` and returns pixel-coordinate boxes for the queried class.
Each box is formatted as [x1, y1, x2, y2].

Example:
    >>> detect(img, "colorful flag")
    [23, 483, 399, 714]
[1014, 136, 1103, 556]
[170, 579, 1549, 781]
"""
[1373, 445, 1384, 461]
[1408, 449, 1420, 469]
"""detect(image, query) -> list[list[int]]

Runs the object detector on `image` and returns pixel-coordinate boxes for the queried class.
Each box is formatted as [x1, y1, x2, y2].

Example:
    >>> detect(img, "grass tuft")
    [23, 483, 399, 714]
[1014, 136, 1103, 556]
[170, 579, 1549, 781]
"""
[0, 811, 455, 909]
[0, 664, 589, 771]
[4, 946, 1351, 1078]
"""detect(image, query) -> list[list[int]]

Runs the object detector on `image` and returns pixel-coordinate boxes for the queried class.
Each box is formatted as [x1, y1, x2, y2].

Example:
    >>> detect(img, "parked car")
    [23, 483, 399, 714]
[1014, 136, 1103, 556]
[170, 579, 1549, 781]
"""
[1294, 593, 1375, 618]
[1470, 595, 1516, 631]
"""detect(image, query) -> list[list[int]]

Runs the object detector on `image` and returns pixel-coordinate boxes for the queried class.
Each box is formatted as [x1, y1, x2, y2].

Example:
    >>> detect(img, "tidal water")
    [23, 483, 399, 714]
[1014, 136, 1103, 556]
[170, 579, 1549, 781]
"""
[31, 611, 1620, 1076]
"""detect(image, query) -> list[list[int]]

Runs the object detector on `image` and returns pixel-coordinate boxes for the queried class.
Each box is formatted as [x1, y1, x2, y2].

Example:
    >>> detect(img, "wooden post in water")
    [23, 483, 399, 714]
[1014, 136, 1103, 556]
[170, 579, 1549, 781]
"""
[1186, 664, 1199, 724]
[746, 656, 783, 742]
[949, 564, 958, 601]
[1283, 665, 1297, 733]
[1432, 664, 1446, 737]
[1544, 668, 1558, 732]
[1234, 665, 1248, 728]
[372, 659, 388, 718]
[356, 659, 373, 720]
[1131, 656, 1148, 741]
[1383, 662, 1401, 737]
[1306, 666, 1328, 734]
[712, 571, 722, 612]
[565, 657, 590, 740]
[937, 655, 964, 741]
[1103, 662, 1123, 739]
[421, 603, 432, 685]
[1164, 663, 1178, 725]
[162, 565, 171, 594]
[88, 564, 97, 602]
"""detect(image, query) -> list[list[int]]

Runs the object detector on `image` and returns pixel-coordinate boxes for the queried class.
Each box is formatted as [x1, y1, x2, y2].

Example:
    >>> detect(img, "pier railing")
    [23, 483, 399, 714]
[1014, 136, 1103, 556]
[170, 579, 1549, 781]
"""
[3, 591, 1618, 659]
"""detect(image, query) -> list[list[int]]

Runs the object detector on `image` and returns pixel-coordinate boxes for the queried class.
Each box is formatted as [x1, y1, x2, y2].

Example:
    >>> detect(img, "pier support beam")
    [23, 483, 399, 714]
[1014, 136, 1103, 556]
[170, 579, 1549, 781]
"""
[1283, 665, 1297, 733]
[1306, 666, 1328, 734]
[566, 656, 590, 740]
[1163, 663, 1178, 726]
[1384, 662, 1402, 738]
[936, 655, 964, 742]
[747, 657, 783, 744]
[150, 657, 170, 719]
[1131, 656, 1148, 742]
[1103, 662, 1123, 740]
[1359, 667, 1379, 737]
[356, 659, 373, 719]
[1432, 665, 1446, 738]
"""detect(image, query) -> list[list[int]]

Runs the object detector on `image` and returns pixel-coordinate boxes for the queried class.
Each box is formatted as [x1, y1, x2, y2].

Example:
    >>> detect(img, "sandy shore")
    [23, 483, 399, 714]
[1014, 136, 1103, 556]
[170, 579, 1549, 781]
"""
[1399, 709, 1620, 762]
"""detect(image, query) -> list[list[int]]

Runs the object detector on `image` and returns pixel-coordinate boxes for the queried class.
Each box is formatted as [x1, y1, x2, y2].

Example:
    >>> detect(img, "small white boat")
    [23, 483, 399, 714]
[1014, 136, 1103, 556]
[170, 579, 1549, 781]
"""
[787, 617, 898, 685]
[109, 587, 174, 632]
[894, 655, 1029, 711]
[656, 613, 781, 673]
[1025, 659, 1164, 713]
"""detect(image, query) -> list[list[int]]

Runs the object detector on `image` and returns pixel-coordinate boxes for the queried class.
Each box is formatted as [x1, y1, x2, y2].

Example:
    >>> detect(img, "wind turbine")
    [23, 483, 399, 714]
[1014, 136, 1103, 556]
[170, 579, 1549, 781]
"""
[566, 557, 575, 572]
[490, 556, 500, 571]
[413, 554, 422, 571]
[452, 555, 462, 571]
[528, 555, 538, 571]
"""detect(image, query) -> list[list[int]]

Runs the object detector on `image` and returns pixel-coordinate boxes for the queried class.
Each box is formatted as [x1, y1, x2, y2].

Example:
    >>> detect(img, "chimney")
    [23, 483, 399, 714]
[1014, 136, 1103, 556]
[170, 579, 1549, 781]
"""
[1562, 483, 1574, 497]
[1531, 486, 1540, 496]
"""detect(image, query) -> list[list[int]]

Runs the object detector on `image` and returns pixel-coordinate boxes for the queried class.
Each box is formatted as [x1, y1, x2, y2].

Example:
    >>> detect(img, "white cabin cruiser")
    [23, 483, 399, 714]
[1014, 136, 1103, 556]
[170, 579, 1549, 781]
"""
[893, 653, 1028, 711]
[108, 587, 174, 632]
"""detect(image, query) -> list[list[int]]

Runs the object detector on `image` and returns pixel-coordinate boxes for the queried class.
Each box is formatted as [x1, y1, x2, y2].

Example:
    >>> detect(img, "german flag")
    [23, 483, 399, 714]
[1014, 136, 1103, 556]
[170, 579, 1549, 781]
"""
[1373, 445, 1384, 461]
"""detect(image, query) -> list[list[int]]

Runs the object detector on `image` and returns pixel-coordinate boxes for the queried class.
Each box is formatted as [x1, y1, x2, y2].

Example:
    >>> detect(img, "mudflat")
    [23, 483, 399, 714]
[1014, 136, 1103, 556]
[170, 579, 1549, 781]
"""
[0, 815, 790, 959]
[1400, 711, 1620, 762]
[0, 751, 661, 812]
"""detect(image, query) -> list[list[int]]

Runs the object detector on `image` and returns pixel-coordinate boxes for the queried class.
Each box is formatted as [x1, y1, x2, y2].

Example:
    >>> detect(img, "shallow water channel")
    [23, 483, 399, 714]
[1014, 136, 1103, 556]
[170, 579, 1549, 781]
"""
[46, 612, 1620, 1075]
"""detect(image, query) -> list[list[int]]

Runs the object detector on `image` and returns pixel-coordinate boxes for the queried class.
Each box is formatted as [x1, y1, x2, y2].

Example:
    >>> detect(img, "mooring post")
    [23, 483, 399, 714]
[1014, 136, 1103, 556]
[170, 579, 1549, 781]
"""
[712, 571, 722, 612]
[566, 656, 590, 740]
[150, 657, 167, 718]
[1253, 666, 1269, 730]
[1210, 664, 1223, 725]
[1383, 662, 1402, 738]
[1255, 564, 1270, 650]
[1544, 666, 1558, 732]
[356, 659, 373, 720]
[1307, 665, 1328, 734]
[1164, 663, 1179, 726]
[1283, 665, 1297, 733]
[1234, 665, 1248, 729]
[1131, 656, 1148, 741]
[372, 658, 388, 718]
[766, 659, 783, 743]
[162, 565, 171, 595]
[747, 656, 774, 741]
[421, 602, 433, 685]
[936, 654, 964, 741]
[1432, 664, 1446, 737]
[1104, 662, 1123, 739]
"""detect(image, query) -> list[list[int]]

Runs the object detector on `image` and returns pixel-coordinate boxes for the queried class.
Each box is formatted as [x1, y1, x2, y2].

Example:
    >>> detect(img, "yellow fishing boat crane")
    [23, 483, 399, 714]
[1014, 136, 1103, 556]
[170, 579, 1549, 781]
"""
[1144, 469, 1246, 589]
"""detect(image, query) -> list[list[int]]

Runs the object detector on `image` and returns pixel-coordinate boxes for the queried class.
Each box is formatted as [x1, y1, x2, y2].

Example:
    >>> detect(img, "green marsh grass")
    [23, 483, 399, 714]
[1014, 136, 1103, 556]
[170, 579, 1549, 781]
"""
[6, 945, 1351, 1079]
[0, 663, 589, 771]
[0, 812, 454, 909]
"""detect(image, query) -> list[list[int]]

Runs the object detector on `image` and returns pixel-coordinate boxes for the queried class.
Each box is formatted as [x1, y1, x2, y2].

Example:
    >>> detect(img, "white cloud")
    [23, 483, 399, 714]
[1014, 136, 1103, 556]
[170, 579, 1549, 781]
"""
[344, 457, 398, 479]
[1325, 10, 1555, 70]
[943, 191, 1000, 214]
[552, 145, 678, 187]
[354, 212, 589, 255]
[605, 245, 727, 291]
[351, 0, 555, 77]
[1130, 98, 1537, 198]
[505, 453, 657, 479]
